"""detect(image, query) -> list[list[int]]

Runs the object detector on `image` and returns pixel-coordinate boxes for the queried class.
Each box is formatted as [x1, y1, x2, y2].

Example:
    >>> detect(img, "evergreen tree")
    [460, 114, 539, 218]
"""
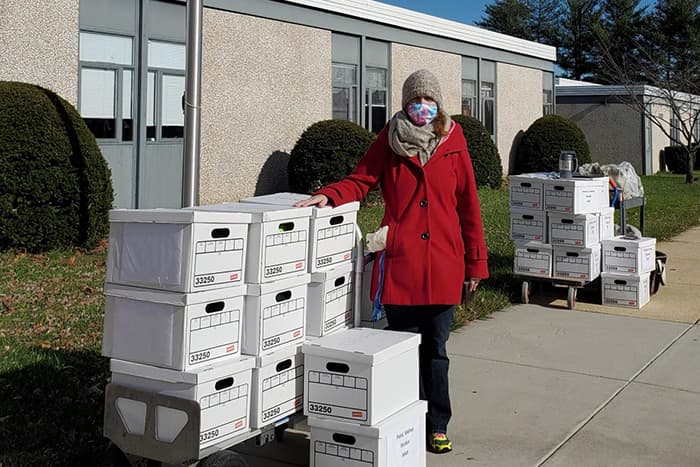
[527, 0, 565, 45]
[476, 0, 533, 40]
[592, 0, 650, 84]
[558, 0, 602, 80]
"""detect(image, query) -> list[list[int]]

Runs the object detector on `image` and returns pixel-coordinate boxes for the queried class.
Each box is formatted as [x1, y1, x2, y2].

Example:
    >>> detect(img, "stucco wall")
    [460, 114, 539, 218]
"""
[0, 0, 79, 104]
[200, 10, 331, 204]
[650, 103, 671, 173]
[557, 102, 644, 173]
[496, 64, 543, 175]
[390, 44, 461, 117]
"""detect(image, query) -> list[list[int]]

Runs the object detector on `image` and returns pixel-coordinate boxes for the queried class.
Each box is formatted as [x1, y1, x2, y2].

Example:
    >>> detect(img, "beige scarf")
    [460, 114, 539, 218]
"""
[388, 111, 451, 165]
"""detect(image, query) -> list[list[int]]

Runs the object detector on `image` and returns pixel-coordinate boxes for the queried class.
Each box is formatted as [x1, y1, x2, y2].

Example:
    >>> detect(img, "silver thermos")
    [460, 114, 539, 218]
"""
[559, 151, 578, 179]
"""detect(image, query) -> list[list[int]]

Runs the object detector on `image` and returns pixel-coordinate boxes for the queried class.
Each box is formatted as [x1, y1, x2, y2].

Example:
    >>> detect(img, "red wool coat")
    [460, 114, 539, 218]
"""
[317, 122, 489, 306]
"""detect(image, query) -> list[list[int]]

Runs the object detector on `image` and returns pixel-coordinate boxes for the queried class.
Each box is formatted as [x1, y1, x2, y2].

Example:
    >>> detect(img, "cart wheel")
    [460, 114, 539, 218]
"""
[658, 259, 668, 285]
[521, 281, 531, 304]
[567, 287, 577, 310]
[101, 443, 131, 467]
[197, 450, 249, 467]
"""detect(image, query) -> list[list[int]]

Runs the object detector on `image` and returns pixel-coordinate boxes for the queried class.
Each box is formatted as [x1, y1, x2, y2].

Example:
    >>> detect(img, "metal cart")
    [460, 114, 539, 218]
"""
[518, 274, 600, 310]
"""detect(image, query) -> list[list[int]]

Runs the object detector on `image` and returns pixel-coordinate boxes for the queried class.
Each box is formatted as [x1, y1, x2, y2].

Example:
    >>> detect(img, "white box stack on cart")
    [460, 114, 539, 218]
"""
[196, 202, 312, 284]
[103, 283, 246, 371]
[250, 345, 304, 429]
[240, 192, 359, 273]
[106, 208, 251, 292]
[302, 328, 420, 426]
[308, 400, 427, 467]
[109, 356, 255, 456]
[307, 262, 355, 337]
[244, 274, 310, 356]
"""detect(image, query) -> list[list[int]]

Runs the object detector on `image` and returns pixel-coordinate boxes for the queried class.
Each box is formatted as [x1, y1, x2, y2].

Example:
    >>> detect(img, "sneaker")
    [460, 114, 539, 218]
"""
[428, 431, 452, 453]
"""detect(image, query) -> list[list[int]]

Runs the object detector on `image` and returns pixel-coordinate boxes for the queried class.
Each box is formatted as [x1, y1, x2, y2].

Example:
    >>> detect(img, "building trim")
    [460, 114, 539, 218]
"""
[203, 0, 555, 71]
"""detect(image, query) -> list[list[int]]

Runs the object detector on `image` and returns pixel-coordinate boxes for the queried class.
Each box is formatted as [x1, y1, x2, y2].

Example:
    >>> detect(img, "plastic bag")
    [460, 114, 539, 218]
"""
[578, 161, 644, 198]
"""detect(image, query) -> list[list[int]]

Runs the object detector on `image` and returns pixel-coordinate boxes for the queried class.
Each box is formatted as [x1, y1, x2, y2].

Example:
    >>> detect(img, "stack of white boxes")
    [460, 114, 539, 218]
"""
[303, 328, 427, 467]
[196, 201, 313, 430]
[600, 235, 656, 309]
[510, 174, 612, 286]
[102, 208, 257, 456]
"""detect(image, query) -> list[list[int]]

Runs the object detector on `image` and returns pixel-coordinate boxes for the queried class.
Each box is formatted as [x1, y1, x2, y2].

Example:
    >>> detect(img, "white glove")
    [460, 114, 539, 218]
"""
[366, 225, 389, 253]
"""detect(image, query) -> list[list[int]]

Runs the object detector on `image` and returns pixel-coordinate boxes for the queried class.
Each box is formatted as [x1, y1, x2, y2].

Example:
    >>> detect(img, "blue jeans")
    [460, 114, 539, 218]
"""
[384, 304, 454, 433]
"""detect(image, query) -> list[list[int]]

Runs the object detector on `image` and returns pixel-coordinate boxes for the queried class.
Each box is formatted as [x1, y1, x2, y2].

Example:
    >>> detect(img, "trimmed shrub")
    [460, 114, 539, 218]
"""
[0, 81, 113, 252]
[664, 145, 694, 174]
[288, 120, 375, 193]
[451, 115, 503, 188]
[515, 115, 591, 174]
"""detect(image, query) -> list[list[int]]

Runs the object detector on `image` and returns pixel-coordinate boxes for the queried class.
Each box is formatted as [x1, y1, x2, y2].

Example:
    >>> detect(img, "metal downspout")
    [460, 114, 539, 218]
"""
[182, 0, 203, 207]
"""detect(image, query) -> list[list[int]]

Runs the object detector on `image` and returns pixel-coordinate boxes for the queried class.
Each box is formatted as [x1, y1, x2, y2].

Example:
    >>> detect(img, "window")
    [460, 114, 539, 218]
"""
[332, 64, 358, 121]
[332, 33, 361, 124]
[461, 57, 478, 117]
[543, 72, 554, 115]
[671, 114, 681, 145]
[480, 61, 496, 138]
[364, 40, 389, 133]
[147, 40, 186, 141]
[79, 32, 134, 141]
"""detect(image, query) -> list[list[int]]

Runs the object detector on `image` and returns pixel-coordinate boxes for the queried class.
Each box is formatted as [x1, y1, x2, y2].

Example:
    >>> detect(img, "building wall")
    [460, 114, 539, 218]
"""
[200, 10, 331, 204]
[390, 44, 462, 117]
[557, 102, 644, 173]
[649, 103, 671, 173]
[496, 64, 543, 175]
[0, 0, 79, 104]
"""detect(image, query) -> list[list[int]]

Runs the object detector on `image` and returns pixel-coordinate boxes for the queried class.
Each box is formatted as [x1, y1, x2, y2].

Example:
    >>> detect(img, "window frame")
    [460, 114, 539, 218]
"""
[332, 62, 359, 123]
[146, 39, 186, 143]
[364, 66, 388, 134]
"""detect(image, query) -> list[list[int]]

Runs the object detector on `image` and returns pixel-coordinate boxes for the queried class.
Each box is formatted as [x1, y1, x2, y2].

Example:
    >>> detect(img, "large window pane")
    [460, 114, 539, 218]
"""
[148, 40, 185, 70]
[332, 63, 357, 122]
[122, 70, 133, 141]
[333, 87, 353, 120]
[161, 74, 185, 139]
[462, 79, 476, 117]
[484, 99, 495, 135]
[80, 32, 133, 65]
[80, 68, 116, 139]
[147, 71, 156, 141]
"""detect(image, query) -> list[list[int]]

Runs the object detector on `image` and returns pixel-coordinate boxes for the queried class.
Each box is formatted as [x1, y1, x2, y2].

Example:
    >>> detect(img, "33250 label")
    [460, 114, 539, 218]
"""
[195, 275, 215, 286]
[265, 266, 283, 277]
[308, 403, 332, 414]
[262, 406, 281, 421]
[190, 350, 211, 364]
[262, 336, 281, 349]
[200, 428, 219, 443]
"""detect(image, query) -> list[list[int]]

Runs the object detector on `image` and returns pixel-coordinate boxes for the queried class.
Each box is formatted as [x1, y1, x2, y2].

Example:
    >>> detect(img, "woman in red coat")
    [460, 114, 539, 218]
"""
[296, 69, 489, 453]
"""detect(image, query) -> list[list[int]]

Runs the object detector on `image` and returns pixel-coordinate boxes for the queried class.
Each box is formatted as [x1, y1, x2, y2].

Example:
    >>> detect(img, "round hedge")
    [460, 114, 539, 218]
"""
[0, 81, 113, 251]
[515, 115, 591, 174]
[451, 115, 503, 188]
[288, 120, 376, 193]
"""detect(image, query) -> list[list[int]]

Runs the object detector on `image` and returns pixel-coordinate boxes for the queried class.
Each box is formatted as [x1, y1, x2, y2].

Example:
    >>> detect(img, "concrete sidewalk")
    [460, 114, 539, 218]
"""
[236, 228, 700, 466]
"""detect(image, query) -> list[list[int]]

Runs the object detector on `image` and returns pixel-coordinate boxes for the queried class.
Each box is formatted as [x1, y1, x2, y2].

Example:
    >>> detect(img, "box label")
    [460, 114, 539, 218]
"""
[315, 223, 355, 269]
[323, 282, 354, 334]
[188, 309, 241, 366]
[263, 230, 306, 279]
[511, 217, 545, 241]
[199, 383, 248, 447]
[261, 298, 305, 351]
[261, 364, 304, 423]
[515, 250, 551, 276]
[314, 440, 374, 466]
[193, 238, 244, 288]
[511, 185, 542, 209]
[388, 425, 419, 466]
[307, 370, 368, 421]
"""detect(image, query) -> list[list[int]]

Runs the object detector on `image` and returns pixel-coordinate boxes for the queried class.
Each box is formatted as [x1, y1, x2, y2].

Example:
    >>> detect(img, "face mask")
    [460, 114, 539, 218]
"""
[406, 101, 438, 126]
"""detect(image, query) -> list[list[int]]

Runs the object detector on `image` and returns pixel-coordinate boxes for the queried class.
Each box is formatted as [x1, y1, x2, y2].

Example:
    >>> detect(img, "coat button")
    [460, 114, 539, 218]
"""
[421, 232, 430, 240]
[419, 199, 428, 207]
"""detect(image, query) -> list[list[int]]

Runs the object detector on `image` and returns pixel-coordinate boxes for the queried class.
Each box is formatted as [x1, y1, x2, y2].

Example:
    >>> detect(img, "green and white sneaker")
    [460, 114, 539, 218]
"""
[428, 431, 452, 453]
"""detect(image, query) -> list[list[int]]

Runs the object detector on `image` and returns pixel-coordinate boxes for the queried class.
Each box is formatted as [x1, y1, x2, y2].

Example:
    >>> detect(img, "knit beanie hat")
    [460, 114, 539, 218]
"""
[401, 69, 444, 111]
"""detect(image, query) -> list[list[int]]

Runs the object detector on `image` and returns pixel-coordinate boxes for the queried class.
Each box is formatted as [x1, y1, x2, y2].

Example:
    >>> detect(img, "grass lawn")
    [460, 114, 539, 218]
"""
[1, 172, 698, 465]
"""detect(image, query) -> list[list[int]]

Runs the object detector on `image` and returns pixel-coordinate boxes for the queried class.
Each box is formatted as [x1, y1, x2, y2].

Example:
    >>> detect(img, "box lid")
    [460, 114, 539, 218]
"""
[240, 192, 359, 219]
[542, 176, 608, 188]
[103, 283, 247, 305]
[196, 202, 312, 222]
[246, 273, 311, 296]
[110, 355, 255, 384]
[552, 243, 601, 254]
[509, 172, 558, 181]
[514, 240, 552, 251]
[302, 328, 420, 365]
[306, 399, 427, 436]
[310, 262, 354, 283]
[255, 343, 302, 368]
[109, 208, 252, 224]
[601, 272, 645, 283]
[547, 211, 598, 221]
[601, 235, 656, 247]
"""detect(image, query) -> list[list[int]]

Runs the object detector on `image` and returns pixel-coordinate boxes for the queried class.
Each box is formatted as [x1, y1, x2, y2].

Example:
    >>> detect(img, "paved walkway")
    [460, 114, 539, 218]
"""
[235, 227, 700, 466]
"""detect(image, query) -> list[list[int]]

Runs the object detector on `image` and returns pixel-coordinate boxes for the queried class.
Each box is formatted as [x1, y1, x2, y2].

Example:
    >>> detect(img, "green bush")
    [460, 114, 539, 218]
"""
[664, 145, 694, 174]
[288, 120, 375, 193]
[515, 115, 591, 174]
[0, 82, 113, 252]
[451, 115, 503, 188]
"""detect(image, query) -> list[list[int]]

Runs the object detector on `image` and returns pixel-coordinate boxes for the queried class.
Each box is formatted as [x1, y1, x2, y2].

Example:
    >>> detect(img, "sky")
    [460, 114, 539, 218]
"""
[376, 0, 657, 27]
